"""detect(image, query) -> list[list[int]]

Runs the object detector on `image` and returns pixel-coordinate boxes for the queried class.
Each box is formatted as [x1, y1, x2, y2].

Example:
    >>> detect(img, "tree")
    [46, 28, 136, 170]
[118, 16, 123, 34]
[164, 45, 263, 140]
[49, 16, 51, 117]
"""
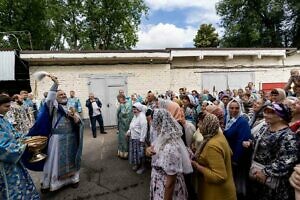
[0, 0, 148, 50]
[0, 0, 54, 50]
[193, 24, 219, 48]
[216, 0, 295, 47]
[84, 0, 148, 50]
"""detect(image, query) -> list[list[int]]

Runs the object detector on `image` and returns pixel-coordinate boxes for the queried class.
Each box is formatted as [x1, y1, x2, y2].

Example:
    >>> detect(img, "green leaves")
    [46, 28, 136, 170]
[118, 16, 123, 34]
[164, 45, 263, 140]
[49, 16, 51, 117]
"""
[0, 0, 148, 50]
[217, 0, 300, 48]
[193, 24, 219, 48]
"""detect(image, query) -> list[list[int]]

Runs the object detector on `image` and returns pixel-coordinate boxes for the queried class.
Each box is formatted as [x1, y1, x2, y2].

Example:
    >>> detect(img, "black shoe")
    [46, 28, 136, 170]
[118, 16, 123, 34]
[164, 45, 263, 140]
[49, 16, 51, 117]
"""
[41, 188, 49, 194]
[100, 131, 107, 134]
[71, 182, 79, 188]
[93, 134, 97, 138]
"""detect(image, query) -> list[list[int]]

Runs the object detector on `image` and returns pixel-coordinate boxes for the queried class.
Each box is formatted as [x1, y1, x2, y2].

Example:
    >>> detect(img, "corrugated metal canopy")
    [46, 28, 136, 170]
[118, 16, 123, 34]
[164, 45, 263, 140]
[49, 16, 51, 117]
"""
[0, 50, 15, 80]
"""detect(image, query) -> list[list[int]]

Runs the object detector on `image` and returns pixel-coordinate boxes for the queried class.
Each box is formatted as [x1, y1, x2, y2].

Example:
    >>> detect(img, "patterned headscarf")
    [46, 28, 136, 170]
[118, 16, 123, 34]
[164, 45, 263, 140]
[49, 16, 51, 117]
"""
[152, 108, 193, 174]
[197, 113, 220, 155]
[152, 109, 183, 152]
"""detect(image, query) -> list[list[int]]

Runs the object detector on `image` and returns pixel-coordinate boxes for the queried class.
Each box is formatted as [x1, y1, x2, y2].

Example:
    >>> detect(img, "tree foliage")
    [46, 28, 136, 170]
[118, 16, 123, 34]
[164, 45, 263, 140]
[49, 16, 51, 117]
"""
[0, 0, 148, 50]
[193, 24, 219, 48]
[216, 0, 300, 48]
[0, 0, 53, 50]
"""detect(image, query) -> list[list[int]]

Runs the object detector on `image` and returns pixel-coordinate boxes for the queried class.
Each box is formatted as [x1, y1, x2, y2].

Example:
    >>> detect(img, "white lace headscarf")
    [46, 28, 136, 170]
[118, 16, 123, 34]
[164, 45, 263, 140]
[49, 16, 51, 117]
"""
[152, 109, 193, 174]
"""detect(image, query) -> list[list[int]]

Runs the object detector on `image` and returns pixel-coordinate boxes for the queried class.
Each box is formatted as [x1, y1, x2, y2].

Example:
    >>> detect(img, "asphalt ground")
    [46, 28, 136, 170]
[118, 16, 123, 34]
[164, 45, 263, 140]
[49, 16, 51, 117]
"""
[29, 127, 151, 200]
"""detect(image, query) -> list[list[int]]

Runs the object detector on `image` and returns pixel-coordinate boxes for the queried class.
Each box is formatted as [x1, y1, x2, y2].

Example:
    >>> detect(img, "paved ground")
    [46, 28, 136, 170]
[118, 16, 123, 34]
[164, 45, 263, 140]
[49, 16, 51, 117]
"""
[29, 128, 151, 200]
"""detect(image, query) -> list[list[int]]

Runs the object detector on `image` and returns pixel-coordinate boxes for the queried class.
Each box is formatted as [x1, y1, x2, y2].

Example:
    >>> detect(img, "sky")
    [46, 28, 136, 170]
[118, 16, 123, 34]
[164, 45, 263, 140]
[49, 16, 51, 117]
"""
[135, 0, 222, 49]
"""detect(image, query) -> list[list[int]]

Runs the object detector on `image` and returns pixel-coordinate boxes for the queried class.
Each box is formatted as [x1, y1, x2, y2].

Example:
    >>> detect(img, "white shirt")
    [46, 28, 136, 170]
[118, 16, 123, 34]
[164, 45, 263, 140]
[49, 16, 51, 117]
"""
[92, 101, 101, 117]
[128, 112, 147, 142]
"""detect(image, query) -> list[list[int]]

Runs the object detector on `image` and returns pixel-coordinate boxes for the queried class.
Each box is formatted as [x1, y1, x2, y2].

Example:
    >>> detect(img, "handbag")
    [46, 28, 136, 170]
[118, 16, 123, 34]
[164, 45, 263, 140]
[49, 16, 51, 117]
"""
[249, 161, 280, 189]
[249, 126, 281, 190]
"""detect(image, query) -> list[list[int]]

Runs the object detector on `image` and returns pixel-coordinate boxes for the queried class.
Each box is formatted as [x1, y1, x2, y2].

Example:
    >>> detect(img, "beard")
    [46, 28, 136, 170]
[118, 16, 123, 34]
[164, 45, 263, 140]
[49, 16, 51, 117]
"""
[58, 98, 68, 105]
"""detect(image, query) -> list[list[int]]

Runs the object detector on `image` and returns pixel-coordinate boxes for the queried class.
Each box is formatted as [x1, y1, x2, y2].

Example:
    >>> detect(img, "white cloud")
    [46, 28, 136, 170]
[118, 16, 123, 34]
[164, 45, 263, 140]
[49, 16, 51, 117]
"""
[135, 23, 197, 49]
[185, 10, 224, 36]
[145, 0, 219, 11]
[186, 10, 220, 26]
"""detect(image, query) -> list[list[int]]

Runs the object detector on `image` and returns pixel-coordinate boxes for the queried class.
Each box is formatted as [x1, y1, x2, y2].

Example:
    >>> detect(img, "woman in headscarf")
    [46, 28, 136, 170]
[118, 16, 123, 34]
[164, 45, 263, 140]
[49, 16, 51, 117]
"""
[157, 98, 194, 146]
[116, 94, 133, 159]
[157, 98, 196, 199]
[127, 102, 148, 174]
[270, 88, 286, 103]
[0, 94, 40, 199]
[247, 103, 297, 200]
[191, 113, 236, 200]
[182, 95, 198, 126]
[205, 104, 225, 130]
[224, 99, 252, 200]
[201, 100, 214, 113]
[248, 98, 270, 137]
[149, 109, 193, 200]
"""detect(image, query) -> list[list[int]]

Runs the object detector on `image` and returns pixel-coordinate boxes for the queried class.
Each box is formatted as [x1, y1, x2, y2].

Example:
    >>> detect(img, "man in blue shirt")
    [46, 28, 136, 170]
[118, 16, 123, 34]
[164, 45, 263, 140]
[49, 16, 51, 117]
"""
[67, 91, 82, 114]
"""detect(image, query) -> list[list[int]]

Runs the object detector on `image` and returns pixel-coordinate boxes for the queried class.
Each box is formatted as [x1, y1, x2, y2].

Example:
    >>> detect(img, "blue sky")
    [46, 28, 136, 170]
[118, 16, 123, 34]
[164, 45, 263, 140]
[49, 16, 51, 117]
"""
[135, 0, 222, 49]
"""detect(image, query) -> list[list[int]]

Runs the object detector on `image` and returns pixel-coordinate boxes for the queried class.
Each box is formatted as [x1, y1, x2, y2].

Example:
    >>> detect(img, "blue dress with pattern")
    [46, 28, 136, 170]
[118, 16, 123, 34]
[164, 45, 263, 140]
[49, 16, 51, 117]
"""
[0, 116, 40, 200]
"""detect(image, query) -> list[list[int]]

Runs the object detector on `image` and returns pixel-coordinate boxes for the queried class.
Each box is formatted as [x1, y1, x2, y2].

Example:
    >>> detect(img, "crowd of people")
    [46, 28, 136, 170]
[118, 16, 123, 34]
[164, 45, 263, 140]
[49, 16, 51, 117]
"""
[115, 69, 300, 200]
[2, 68, 300, 199]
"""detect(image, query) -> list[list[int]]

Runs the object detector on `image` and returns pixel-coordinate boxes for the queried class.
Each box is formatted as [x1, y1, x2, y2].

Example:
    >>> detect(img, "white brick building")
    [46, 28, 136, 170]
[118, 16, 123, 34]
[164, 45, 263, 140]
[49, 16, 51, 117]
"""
[20, 48, 300, 125]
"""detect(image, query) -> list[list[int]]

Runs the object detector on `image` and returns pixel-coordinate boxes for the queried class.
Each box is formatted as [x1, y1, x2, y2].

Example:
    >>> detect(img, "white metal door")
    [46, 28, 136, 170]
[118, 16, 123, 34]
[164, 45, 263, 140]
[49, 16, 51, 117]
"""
[202, 72, 254, 93]
[202, 73, 227, 93]
[88, 78, 107, 126]
[227, 73, 254, 90]
[89, 76, 127, 126]
[106, 77, 127, 126]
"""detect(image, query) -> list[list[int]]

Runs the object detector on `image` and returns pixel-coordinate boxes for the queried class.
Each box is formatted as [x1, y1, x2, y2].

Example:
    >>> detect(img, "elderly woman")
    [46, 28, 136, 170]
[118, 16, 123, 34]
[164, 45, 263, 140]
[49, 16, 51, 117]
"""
[149, 109, 193, 200]
[182, 95, 198, 126]
[0, 94, 40, 199]
[248, 98, 270, 137]
[157, 98, 196, 147]
[248, 103, 298, 200]
[206, 104, 225, 130]
[127, 102, 147, 174]
[224, 99, 252, 199]
[191, 113, 236, 200]
[116, 94, 133, 159]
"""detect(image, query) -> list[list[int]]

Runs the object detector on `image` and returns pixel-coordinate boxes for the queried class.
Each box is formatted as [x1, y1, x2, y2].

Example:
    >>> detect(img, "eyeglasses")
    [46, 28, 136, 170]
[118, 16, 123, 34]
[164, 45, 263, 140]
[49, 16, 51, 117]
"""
[229, 107, 239, 110]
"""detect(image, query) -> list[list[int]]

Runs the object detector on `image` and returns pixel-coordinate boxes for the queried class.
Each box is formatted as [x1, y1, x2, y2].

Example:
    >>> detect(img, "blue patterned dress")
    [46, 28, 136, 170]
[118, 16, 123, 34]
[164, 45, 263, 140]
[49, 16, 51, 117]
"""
[0, 116, 40, 200]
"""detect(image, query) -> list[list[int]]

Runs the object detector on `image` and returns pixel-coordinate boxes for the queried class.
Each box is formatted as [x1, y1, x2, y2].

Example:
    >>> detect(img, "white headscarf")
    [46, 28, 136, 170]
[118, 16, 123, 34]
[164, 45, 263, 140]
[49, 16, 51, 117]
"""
[225, 98, 243, 131]
[152, 109, 193, 174]
[133, 102, 147, 113]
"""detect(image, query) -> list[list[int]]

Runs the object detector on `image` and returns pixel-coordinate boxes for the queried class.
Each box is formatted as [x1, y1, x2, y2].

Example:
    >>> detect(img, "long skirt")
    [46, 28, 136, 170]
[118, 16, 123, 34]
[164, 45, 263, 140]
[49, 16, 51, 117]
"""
[129, 139, 144, 165]
[150, 167, 188, 200]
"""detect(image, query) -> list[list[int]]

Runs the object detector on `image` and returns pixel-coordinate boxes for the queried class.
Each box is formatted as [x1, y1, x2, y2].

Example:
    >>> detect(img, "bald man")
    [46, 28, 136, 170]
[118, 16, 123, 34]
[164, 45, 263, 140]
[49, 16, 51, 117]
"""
[86, 93, 107, 138]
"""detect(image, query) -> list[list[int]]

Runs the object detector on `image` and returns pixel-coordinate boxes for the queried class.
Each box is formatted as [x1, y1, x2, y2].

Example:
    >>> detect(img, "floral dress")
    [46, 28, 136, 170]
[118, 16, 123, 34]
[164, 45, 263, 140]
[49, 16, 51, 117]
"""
[250, 125, 298, 200]
[0, 116, 40, 200]
[5, 102, 31, 134]
[150, 142, 188, 200]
